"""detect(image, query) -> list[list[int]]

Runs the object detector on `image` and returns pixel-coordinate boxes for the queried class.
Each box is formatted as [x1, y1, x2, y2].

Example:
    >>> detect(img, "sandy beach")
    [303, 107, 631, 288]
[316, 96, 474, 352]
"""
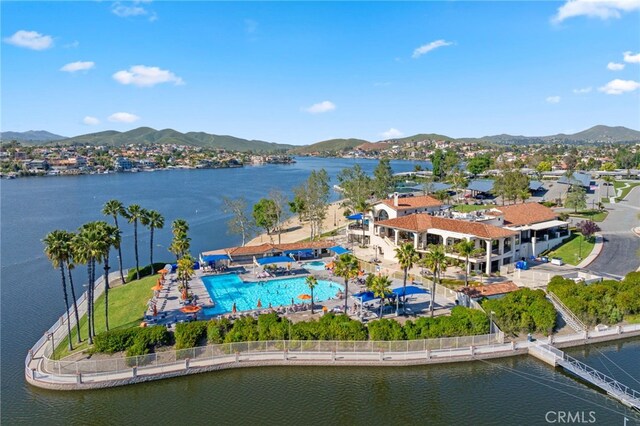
[246, 200, 349, 245]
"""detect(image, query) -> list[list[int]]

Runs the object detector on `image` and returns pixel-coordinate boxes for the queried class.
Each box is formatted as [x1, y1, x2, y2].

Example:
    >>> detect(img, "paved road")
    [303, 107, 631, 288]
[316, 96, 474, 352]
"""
[587, 185, 640, 277]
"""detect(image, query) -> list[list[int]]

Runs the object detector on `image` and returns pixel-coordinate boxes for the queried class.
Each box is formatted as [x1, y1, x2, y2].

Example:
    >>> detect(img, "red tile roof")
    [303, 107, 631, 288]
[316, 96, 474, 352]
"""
[376, 214, 517, 239]
[379, 195, 443, 211]
[220, 240, 335, 257]
[494, 203, 558, 227]
[457, 282, 519, 298]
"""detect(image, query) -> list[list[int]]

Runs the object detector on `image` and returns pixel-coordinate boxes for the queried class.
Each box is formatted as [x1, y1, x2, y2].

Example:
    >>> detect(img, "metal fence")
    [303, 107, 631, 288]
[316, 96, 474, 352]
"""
[41, 333, 504, 376]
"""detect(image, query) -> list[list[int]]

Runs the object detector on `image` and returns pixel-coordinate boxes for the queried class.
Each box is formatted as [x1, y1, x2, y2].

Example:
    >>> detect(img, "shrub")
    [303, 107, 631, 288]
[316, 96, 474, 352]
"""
[207, 318, 232, 344]
[126, 262, 168, 282]
[93, 326, 170, 354]
[257, 312, 290, 340]
[368, 319, 406, 341]
[175, 321, 208, 350]
[482, 288, 555, 335]
[224, 316, 259, 343]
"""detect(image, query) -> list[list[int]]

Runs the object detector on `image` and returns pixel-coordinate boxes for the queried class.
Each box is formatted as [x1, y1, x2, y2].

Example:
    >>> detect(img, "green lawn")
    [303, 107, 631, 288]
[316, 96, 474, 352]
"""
[53, 274, 158, 359]
[569, 209, 608, 222]
[613, 181, 640, 201]
[452, 204, 497, 213]
[545, 232, 595, 266]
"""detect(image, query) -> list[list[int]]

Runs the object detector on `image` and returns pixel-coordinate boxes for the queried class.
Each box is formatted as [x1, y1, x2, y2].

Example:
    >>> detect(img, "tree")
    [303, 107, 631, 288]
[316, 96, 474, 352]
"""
[602, 175, 615, 198]
[394, 243, 418, 312]
[102, 199, 126, 284]
[63, 231, 82, 343]
[565, 184, 587, 213]
[467, 155, 492, 175]
[493, 170, 530, 205]
[306, 275, 318, 314]
[372, 158, 394, 199]
[454, 240, 483, 287]
[43, 230, 74, 351]
[253, 198, 278, 240]
[170, 219, 191, 260]
[141, 209, 164, 270]
[96, 222, 121, 332]
[292, 169, 331, 240]
[177, 254, 195, 291]
[430, 149, 445, 181]
[338, 165, 373, 218]
[421, 245, 449, 317]
[269, 189, 289, 244]
[577, 220, 600, 242]
[367, 274, 392, 318]
[449, 169, 467, 202]
[333, 253, 360, 314]
[421, 176, 435, 195]
[536, 161, 552, 173]
[222, 196, 253, 246]
[600, 162, 616, 172]
[123, 204, 144, 280]
[563, 154, 578, 177]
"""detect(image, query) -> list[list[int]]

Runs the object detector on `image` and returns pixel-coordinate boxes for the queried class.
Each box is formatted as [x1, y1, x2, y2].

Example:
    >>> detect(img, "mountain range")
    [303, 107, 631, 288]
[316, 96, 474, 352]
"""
[2, 125, 639, 153]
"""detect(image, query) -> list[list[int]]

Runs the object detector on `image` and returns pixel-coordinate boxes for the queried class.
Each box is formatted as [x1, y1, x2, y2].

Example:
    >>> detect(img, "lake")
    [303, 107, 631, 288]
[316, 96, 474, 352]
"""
[1, 157, 639, 425]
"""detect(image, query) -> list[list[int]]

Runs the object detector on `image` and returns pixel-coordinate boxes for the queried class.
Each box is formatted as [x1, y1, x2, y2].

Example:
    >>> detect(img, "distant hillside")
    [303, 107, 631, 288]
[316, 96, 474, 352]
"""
[43, 127, 295, 152]
[1, 130, 66, 143]
[391, 133, 457, 144]
[459, 125, 640, 145]
[291, 138, 369, 154]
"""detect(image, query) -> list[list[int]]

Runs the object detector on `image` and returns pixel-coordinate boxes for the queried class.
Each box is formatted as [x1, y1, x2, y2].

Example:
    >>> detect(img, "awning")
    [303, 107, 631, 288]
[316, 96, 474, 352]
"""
[353, 290, 395, 303]
[347, 213, 363, 220]
[330, 246, 350, 255]
[528, 220, 569, 231]
[283, 249, 314, 256]
[255, 256, 293, 266]
[201, 254, 231, 263]
[392, 285, 428, 297]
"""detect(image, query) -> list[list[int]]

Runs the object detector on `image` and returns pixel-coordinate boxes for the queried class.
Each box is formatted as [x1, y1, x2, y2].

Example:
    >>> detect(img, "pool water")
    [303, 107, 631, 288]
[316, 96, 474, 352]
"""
[304, 261, 326, 271]
[201, 274, 343, 315]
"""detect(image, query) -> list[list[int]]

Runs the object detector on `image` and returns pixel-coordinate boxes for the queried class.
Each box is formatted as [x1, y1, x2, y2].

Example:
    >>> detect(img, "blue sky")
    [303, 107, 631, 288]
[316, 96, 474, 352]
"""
[2, 1, 639, 145]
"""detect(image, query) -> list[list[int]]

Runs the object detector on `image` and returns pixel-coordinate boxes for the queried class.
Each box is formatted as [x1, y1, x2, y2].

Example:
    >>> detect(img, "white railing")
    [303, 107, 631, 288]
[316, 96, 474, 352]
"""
[547, 291, 587, 332]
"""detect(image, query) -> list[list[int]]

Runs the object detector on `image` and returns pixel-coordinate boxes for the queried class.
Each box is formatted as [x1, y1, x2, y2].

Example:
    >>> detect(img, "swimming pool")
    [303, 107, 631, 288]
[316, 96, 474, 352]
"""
[201, 274, 343, 315]
[304, 261, 326, 271]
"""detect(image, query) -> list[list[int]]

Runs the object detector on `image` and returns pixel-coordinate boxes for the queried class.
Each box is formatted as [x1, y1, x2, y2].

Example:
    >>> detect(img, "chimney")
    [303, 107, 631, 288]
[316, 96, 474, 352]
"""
[393, 192, 399, 207]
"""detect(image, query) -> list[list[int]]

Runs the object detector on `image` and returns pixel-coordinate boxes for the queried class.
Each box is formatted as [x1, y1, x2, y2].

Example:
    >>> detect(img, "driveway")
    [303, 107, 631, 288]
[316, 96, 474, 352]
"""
[586, 185, 640, 277]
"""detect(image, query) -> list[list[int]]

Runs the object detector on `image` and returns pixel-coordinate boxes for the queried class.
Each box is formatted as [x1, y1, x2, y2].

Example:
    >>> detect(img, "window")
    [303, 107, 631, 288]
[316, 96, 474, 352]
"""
[377, 210, 389, 221]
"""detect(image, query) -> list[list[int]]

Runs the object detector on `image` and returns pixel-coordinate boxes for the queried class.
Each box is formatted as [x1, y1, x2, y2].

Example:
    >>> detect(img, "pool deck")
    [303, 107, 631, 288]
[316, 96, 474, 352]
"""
[145, 260, 454, 328]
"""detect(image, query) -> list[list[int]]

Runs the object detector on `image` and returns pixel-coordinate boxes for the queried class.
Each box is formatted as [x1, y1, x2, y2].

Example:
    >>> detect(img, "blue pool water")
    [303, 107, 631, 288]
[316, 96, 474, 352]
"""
[201, 274, 343, 315]
[304, 261, 326, 271]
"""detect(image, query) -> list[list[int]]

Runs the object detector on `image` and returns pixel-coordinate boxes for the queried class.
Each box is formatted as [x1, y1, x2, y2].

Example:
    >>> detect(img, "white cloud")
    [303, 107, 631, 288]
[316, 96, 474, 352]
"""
[3, 30, 53, 50]
[552, 0, 640, 23]
[546, 96, 561, 104]
[381, 128, 404, 139]
[111, 1, 148, 17]
[83, 116, 100, 125]
[112, 65, 184, 87]
[573, 87, 592, 94]
[412, 39, 453, 59]
[598, 79, 640, 95]
[108, 112, 140, 123]
[60, 61, 95, 72]
[623, 51, 640, 63]
[303, 101, 336, 114]
[607, 62, 625, 71]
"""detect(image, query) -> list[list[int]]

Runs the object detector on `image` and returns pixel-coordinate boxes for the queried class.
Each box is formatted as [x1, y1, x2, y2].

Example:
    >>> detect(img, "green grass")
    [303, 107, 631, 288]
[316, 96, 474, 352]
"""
[439, 278, 482, 289]
[452, 204, 497, 213]
[613, 181, 640, 201]
[52, 274, 159, 359]
[545, 232, 595, 266]
[625, 314, 640, 324]
[569, 209, 608, 222]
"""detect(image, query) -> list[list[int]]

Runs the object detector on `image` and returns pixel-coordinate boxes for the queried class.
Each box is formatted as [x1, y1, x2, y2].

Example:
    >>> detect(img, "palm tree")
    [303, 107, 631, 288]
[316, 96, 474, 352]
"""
[170, 218, 191, 260]
[141, 209, 164, 270]
[102, 199, 126, 284]
[367, 274, 392, 318]
[421, 244, 449, 317]
[172, 218, 189, 236]
[394, 242, 418, 313]
[177, 254, 195, 292]
[62, 231, 82, 343]
[124, 204, 144, 280]
[333, 253, 360, 314]
[354, 199, 373, 247]
[305, 275, 318, 314]
[603, 175, 615, 198]
[97, 222, 121, 332]
[454, 240, 480, 287]
[43, 230, 74, 352]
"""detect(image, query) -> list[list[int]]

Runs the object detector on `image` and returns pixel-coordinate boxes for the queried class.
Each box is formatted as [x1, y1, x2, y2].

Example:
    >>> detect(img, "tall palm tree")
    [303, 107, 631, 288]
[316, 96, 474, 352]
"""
[172, 218, 189, 236]
[170, 218, 191, 260]
[177, 254, 195, 291]
[394, 242, 419, 312]
[43, 230, 74, 352]
[333, 253, 360, 314]
[124, 204, 144, 280]
[421, 244, 449, 317]
[102, 199, 126, 284]
[97, 222, 121, 332]
[354, 199, 373, 247]
[305, 275, 318, 314]
[141, 209, 164, 270]
[367, 274, 392, 318]
[454, 240, 480, 287]
[62, 231, 82, 343]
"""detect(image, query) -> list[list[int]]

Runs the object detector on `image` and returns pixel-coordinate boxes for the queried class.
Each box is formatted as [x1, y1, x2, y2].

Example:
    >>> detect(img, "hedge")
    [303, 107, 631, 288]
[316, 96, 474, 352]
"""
[175, 321, 208, 350]
[127, 262, 168, 282]
[482, 288, 556, 336]
[93, 326, 170, 355]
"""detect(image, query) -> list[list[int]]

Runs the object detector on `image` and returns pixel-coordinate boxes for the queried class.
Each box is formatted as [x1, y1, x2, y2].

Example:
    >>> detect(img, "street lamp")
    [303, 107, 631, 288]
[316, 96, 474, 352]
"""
[47, 332, 55, 360]
[490, 311, 495, 334]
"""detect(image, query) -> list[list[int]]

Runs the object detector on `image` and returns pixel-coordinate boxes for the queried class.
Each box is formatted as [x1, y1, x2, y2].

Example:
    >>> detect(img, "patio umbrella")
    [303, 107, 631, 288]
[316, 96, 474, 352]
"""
[232, 302, 237, 314]
[298, 294, 312, 300]
[158, 268, 169, 274]
[257, 299, 263, 308]
[180, 305, 202, 314]
[151, 283, 163, 291]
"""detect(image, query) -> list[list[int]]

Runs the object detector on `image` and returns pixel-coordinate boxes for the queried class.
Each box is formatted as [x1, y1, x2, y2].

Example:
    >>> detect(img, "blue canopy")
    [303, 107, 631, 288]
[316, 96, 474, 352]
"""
[201, 254, 230, 263]
[330, 246, 350, 255]
[283, 249, 313, 256]
[353, 290, 395, 303]
[392, 285, 428, 297]
[467, 179, 495, 193]
[256, 256, 293, 266]
[347, 213, 363, 220]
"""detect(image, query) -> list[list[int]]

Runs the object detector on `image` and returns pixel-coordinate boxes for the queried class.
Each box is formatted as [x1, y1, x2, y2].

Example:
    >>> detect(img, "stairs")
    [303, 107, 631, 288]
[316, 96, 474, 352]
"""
[547, 291, 586, 333]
